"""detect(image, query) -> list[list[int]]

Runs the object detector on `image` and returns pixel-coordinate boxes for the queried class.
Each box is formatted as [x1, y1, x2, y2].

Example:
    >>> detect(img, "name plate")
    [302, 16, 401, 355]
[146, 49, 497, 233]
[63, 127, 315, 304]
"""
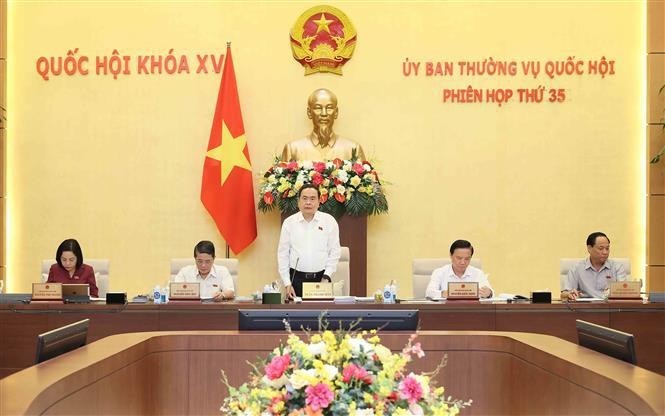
[609, 281, 641, 300]
[302, 282, 334, 300]
[169, 282, 200, 300]
[447, 282, 479, 300]
[32, 283, 62, 300]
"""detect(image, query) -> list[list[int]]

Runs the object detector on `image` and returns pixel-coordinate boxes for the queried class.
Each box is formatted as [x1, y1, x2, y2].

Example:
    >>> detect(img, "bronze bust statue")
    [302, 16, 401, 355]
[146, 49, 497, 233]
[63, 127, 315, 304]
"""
[281, 88, 366, 162]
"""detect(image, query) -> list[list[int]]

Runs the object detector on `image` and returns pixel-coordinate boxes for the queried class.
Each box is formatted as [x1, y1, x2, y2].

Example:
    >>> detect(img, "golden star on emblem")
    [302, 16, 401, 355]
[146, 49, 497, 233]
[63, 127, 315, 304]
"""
[312, 13, 334, 34]
[206, 120, 252, 186]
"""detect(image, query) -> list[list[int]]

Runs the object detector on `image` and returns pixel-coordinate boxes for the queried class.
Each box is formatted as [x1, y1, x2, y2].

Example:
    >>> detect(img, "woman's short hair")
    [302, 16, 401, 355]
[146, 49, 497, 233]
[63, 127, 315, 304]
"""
[55, 239, 84, 270]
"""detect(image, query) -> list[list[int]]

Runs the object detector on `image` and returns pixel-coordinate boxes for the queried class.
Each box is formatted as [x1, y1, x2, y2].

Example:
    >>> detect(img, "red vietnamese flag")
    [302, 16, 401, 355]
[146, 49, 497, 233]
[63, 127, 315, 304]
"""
[201, 45, 257, 254]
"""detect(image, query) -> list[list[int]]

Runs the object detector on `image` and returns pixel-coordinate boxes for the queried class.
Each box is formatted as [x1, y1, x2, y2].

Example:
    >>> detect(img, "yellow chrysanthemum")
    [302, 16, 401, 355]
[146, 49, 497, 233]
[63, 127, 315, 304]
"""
[373, 344, 392, 361]
[277, 182, 291, 192]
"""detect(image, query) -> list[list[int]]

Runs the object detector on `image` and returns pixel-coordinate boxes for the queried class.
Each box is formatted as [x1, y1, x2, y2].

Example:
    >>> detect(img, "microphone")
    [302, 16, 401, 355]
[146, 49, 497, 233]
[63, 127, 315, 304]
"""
[290, 257, 300, 285]
[288, 258, 301, 302]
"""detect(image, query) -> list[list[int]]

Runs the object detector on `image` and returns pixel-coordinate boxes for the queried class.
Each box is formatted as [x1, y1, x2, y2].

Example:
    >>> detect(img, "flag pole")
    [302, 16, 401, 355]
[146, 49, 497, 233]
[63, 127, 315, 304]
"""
[225, 40, 231, 260]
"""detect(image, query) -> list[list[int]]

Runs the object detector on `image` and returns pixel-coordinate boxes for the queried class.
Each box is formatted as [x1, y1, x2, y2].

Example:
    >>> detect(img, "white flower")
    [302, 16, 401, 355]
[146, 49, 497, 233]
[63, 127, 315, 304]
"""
[262, 374, 287, 389]
[289, 368, 317, 389]
[268, 174, 277, 183]
[337, 170, 349, 183]
[356, 409, 376, 416]
[320, 364, 338, 381]
[325, 161, 334, 169]
[275, 167, 283, 174]
[308, 341, 326, 356]
[336, 184, 346, 194]
[349, 176, 361, 187]
[301, 160, 313, 170]
[347, 337, 374, 355]
[408, 403, 424, 415]
[363, 163, 371, 171]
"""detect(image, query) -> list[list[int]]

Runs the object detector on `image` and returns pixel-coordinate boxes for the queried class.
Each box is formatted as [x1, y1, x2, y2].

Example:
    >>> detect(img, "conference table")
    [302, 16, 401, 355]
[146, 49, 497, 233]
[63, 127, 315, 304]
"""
[1, 299, 663, 379]
[2, 330, 664, 415]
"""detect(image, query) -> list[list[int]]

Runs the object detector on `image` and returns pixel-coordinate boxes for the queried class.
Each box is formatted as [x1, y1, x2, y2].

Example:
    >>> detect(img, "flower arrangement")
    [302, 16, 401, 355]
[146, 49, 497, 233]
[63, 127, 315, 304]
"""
[221, 319, 471, 415]
[257, 157, 388, 218]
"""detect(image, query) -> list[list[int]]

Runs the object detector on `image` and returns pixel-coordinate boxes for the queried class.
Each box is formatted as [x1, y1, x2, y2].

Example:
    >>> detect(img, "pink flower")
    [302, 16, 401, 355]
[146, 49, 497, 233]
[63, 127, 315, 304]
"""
[264, 354, 290, 380]
[311, 172, 323, 186]
[402, 342, 425, 359]
[352, 163, 364, 176]
[313, 162, 326, 173]
[399, 375, 423, 404]
[342, 364, 372, 384]
[305, 383, 334, 411]
[286, 161, 298, 171]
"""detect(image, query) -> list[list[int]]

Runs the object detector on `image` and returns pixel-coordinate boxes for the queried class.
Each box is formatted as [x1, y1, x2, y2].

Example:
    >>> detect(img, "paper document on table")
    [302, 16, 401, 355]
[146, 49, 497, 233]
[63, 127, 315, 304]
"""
[574, 297, 605, 302]
[480, 297, 505, 302]
[398, 298, 432, 304]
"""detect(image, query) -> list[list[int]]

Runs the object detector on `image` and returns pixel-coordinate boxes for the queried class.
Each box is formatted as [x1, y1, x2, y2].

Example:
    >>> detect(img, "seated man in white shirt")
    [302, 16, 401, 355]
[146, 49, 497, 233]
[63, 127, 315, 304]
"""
[174, 240, 235, 301]
[561, 231, 627, 301]
[425, 239, 493, 299]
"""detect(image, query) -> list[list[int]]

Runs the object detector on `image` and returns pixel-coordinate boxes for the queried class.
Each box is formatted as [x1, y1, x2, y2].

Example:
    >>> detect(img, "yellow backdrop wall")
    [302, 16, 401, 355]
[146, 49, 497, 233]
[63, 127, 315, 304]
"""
[6, 1, 645, 297]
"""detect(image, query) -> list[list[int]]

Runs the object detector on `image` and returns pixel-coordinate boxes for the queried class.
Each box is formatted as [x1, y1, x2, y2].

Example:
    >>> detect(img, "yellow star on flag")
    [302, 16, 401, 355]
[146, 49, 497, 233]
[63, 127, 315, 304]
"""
[206, 120, 252, 186]
[313, 13, 334, 34]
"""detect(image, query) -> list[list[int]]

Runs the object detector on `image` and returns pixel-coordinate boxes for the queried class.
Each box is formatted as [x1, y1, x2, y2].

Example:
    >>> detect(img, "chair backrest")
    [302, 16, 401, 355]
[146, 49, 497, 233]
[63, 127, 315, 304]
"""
[412, 258, 483, 298]
[333, 247, 350, 296]
[41, 259, 110, 298]
[559, 258, 632, 291]
[169, 258, 239, 292]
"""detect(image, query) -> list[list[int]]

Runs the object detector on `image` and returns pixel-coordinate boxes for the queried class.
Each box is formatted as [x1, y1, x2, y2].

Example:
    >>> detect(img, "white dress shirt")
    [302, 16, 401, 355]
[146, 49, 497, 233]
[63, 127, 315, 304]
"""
[277, 211, 341, 286]
[425, 264, 493, 299]
[174, 264, 234, 299]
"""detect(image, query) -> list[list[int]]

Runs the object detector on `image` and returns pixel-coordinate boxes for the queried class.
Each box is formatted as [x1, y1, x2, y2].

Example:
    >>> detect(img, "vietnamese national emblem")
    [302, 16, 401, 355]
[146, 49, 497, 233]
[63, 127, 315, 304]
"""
[290, 5, 357, 75]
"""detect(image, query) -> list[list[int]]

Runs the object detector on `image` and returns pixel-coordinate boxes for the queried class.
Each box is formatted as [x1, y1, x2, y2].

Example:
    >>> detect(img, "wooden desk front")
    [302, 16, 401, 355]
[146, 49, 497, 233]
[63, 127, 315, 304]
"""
[0, 331, 663, 415]
[0, 302, 663, 378]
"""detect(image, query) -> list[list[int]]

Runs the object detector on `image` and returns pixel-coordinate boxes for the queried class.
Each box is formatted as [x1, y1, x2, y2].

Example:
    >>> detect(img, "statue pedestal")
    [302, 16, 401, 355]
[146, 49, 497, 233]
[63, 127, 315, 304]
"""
[338, 215, 367, 296]
[280, 213, 367, 296]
